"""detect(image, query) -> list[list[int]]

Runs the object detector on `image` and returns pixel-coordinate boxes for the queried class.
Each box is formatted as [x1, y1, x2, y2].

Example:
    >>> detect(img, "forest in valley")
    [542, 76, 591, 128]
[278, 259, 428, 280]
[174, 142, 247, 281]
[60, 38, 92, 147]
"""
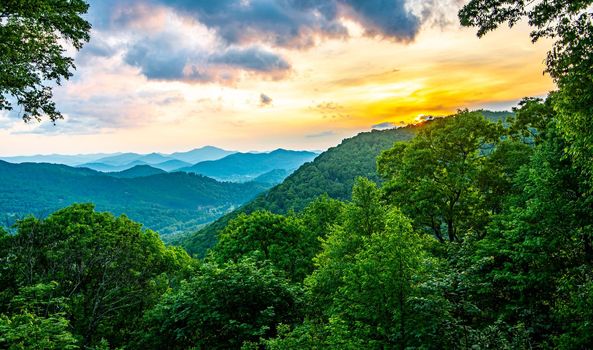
[2, 0, 593, 349]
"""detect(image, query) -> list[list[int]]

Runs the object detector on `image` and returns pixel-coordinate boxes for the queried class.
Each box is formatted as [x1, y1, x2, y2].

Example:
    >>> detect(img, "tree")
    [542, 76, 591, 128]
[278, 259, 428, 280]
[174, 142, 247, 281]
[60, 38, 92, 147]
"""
[140, 259, 303, 350]
[459, 0, 593, 182]
[0, 0, 91, 122]
[463, 126, 593, 346]
[305, 177, 386, 315]
[0, 282, 78, 350]
[212, 210, 317, 281]
[333, 209, 437, 348]
[1, 204, 194, 348]
[378, 111, 503, 242]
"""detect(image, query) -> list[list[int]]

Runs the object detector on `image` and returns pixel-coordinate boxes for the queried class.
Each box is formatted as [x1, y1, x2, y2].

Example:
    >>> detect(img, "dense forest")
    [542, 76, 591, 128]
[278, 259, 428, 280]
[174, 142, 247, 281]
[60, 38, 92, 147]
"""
[0, 162, 270, 235]
[181, 111, 511, 256]
[2, 0, 593, 349]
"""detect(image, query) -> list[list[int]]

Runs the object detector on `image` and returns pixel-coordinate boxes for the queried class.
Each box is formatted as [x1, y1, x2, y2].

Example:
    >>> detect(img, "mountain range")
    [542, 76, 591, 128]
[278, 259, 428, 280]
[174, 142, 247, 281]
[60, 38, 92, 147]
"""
[180, 110, 513, 255]
[0, 148, 320, 235]
[0, 161, 271, 235]
[179, 149, 318, 182]
[0, 146, 234, 170]
[0, 147, 318, 183]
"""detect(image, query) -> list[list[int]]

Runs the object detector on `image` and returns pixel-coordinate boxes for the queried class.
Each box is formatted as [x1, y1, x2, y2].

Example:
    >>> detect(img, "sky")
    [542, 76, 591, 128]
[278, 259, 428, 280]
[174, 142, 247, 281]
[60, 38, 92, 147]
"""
[0, 0, 555, 156]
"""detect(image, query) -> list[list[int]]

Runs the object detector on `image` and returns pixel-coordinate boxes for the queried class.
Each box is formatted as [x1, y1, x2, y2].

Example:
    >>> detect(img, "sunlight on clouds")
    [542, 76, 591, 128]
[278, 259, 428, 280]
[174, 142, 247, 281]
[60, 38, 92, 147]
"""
[0, 4, 555, 155]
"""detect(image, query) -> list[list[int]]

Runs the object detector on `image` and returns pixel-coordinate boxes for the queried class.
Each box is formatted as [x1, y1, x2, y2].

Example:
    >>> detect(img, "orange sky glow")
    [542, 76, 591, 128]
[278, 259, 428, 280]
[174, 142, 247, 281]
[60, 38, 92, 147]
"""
[0, 3, 554, 155]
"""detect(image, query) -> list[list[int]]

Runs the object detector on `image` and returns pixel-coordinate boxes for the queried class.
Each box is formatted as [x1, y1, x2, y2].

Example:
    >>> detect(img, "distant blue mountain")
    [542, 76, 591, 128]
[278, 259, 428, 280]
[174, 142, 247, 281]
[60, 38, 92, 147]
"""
[168, 146, 235, 164]
[108, 165, 167, 178]
[179, 149, 318, 182]
[92, 153, 144, 166]
[0, 153, 118, 166]
[78, 160, 149, 172]
[153, 159, 192, 172]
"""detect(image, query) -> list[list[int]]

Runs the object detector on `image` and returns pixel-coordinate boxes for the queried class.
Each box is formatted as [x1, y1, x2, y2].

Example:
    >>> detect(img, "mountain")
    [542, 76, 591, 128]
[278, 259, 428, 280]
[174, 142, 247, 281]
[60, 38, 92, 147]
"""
[0, 153, 118, 166]
[108, 165, 167, 178]
[179, 149, 318, 182]
[169, 146, 235, 164]
[77, 160, 150, 172]
[0, 161, 271, 235]
[136, 153, 174, 165]
[152, 159, 192, 172]
[180, 111, 515, 255]
[252, 169, 290, 185]
[180, 124, 422, 255]
[92, 152, 144, 166]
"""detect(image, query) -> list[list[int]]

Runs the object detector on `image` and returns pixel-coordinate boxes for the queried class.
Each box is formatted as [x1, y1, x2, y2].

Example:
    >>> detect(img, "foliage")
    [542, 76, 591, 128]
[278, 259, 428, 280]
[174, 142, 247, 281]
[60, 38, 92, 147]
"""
[460, 0, 593, 183]
[0, 282, 78, 349]
[182, 125, 421, 255]
[0, 161, 270, 235]
[212, 211, 317, 281]
[378, 111, 506, 242]
[0, 204, 194, 348]
[0, 0, 91, 122]
[140, 258, 303, 350]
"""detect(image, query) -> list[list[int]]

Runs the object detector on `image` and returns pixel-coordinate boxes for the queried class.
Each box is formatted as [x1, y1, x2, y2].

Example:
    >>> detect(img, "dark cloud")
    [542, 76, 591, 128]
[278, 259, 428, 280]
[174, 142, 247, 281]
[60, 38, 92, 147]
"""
[79, 37, 116, 59]
[89, 0, 427, 45]
[83, 0, 443, 83]
[122, 31, 291, 82]
[210, 47, 290, 72]
[260, 93, 273, 106]
[159, 0, 423, 45]
[340, 0, 420, 41]
[125, 36, 189, 80]
[151, 0, 347, 48]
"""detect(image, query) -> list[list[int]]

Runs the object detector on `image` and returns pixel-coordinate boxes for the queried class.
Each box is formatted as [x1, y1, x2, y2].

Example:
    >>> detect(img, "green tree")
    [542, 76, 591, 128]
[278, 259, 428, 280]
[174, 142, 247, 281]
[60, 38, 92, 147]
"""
[305, 177, 386, 315]
[1, 204, 194, 348]
[508, 96, 556, 145]
[141, 259, 303, 350]
[0, 282, 78, 350]
[0, 0, 91, 122]
[463, 126, 593, 346]
[212, 210, 317, 281]
[459, 0, 593, 182]
[333, 209, 439, 348]
[378, 111, 503, 242]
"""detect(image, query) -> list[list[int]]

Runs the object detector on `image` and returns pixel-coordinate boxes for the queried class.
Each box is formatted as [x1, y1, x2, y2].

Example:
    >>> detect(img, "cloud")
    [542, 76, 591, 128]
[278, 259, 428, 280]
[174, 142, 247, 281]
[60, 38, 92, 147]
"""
[259, 93, 273, 106]
[372, 122, 396, 130]
[306, 131, 336, 138]
[83, 0, 441, 84]
[210, 47, 290, 73]
[122, 27, 291, 83]
[158, 0, 428, 45]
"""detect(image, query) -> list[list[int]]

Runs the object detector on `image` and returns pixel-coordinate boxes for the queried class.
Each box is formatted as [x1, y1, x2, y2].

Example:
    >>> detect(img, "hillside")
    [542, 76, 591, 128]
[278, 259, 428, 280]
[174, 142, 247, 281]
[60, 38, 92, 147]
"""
[108, 165, 167, 178]
[153, 159, 192, 171]
[252, 169, 289, 185]
[180, 124, 422, 255]
[179, 149, 318, 182]
[0, 161, 270, 235]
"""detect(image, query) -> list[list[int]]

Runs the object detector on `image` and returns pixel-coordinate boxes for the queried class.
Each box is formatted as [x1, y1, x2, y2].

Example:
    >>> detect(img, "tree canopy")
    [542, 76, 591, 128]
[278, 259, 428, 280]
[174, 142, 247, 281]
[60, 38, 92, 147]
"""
[0, 0, 91, 122]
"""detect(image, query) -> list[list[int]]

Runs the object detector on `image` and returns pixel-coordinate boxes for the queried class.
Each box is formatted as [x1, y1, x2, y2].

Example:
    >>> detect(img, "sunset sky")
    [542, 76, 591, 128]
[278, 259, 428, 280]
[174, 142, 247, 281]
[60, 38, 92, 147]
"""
[0, 0, 555, 155]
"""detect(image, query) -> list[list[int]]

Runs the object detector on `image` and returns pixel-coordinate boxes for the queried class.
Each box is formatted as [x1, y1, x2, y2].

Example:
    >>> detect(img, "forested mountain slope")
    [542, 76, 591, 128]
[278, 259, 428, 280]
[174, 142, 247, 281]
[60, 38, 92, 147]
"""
[181, 124, 422, 254]
[108, 165, 166, 178]
[181, 111, 511, 255]
[0, 161, 270, 234]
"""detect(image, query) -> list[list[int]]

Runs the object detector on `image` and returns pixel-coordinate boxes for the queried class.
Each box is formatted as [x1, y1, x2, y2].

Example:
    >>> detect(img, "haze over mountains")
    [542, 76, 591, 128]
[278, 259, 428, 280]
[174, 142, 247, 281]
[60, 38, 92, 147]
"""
[0, 146, 319, 183]
[0, 146, 319, 235]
